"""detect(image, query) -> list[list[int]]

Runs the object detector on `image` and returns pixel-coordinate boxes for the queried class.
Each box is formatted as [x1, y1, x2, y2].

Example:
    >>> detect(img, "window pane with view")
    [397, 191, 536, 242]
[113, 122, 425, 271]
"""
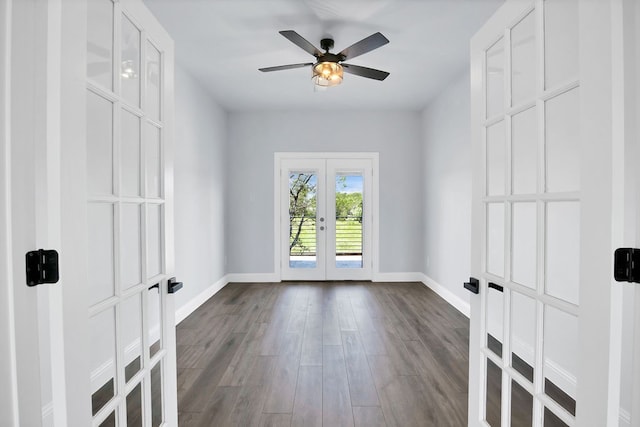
[335, 174, 363, 268]
[289, 173, 317, 268]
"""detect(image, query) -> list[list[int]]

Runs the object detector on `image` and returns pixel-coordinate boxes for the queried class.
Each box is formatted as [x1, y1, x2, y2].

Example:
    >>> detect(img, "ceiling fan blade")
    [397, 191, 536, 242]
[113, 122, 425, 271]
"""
[279, 30, 322, 57]
[342, 63, 389, 81]
[339, 32, 389, 61]
[259, 63, 314, 72]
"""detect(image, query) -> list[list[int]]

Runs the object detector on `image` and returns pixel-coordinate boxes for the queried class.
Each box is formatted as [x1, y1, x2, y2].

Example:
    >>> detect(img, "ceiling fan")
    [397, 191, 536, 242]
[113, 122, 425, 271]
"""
[259, 30, 390, 87]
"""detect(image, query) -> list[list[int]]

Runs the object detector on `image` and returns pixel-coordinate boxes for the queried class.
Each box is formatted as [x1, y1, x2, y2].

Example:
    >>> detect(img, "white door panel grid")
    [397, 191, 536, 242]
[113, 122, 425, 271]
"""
[276, 153, 377, 281]
[83, 0, 177, 425]
[470, 1, 635, 426]
[4, 0, 177, 425]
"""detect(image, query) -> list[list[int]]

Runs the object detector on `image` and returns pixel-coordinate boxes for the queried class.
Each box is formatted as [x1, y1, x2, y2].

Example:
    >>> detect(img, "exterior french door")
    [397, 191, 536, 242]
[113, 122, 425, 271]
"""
[278, 154, 375, 281]
[469, 0, 636, 426]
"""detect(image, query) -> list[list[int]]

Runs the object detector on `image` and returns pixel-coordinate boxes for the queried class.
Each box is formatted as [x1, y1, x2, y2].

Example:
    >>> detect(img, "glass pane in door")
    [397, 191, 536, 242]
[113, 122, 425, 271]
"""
[151, 362, 164, 426]
[335, 173, 363, 268]
[146, 41, 161, 122]
[510, 11, 536, 106]
[486, 286, 504, 358]
[87, 0, 113, 89]
[289, 173, 317, 268]
[485, 357, 502, 426]
[121, 14, 141, 108]
[511, 380, 533, 426]
[126, 382, 143, 427]
[544, 0, 578, 89]
[90, 308, 117, 415]
[148, 285, 162, 358]
[543, 306, 577, 416]
[486, 38, 505, 118]
[121, 293, 143, 382]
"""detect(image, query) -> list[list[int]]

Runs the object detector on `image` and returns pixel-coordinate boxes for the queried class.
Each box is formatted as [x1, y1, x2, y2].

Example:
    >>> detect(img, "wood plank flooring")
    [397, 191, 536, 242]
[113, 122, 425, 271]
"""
[176, 282, 470, 427]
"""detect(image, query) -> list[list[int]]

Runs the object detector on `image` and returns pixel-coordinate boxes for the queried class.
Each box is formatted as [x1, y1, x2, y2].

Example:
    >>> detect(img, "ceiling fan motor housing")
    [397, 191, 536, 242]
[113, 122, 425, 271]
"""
[316, 52, 344, 64]
[320, 38, 334, 52]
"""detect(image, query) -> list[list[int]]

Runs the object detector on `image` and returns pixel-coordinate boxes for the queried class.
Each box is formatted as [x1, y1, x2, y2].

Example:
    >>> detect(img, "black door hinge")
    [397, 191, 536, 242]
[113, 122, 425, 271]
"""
[614, 248, 640, 283]
[26, 249, 60, 286]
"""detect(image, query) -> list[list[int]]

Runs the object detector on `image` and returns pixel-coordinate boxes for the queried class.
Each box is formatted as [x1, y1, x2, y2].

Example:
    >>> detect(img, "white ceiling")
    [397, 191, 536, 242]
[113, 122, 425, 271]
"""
[144, 0, 504, 112]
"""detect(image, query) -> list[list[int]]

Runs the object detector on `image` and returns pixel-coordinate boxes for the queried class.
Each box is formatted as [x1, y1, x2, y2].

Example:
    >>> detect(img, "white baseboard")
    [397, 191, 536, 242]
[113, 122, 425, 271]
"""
[175, 275, 229, 325]
[372, 272, 424, 282]
[226, 273, 280, 283]
[418, 273, 470, 318]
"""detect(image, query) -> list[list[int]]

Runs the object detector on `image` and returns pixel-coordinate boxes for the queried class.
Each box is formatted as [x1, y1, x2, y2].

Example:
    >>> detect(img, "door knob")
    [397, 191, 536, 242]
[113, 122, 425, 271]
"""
[464, 277, 479, 294]
[319, 217, 325, 222]
[320, 226, 325, 231]
[168, 277, 183, 294]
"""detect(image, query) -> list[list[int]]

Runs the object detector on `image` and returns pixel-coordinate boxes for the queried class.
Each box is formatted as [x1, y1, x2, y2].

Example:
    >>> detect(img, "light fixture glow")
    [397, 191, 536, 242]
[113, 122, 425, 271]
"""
[312, 61, 343, 87]
[121, 60, 138, 79]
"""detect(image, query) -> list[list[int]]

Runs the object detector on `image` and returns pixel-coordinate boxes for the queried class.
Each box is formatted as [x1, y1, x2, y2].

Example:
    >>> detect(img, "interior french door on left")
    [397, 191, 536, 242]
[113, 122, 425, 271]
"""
[6, 0, 177, 425]
[82, 0, 178, 425]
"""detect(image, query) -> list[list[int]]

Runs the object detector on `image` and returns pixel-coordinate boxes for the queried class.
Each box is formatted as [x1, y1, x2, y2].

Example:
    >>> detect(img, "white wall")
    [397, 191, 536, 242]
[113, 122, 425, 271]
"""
[173, 65, 227, 314]
[226, 110, 423, 276]
[421, 71, 472, 307]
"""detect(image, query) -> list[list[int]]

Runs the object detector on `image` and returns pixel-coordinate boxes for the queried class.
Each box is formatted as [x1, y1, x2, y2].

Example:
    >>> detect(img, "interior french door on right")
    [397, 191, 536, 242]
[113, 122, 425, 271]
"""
[470, 0, 630, 426]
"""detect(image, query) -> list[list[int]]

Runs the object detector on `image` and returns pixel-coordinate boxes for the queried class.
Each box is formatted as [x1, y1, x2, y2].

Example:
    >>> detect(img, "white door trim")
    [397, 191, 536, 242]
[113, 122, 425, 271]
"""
[0, 0, 19, 424]
[274, 152, 379, 281]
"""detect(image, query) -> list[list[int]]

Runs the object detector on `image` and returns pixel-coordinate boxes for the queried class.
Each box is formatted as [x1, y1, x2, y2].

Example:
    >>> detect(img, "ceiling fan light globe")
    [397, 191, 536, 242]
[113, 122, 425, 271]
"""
[312, 62, 343, 87]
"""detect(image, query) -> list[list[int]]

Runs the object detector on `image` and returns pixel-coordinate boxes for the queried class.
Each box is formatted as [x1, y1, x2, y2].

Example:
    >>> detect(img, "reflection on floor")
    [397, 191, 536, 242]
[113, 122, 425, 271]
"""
[289, 255, 363, 269]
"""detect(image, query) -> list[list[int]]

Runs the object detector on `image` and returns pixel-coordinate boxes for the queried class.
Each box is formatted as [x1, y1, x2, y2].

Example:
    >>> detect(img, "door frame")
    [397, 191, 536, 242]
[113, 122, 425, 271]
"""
[3, 0, 70, 425]
[616, 0, 640, 423]
[0, 0, 20, 424]
[274, 152, 379, 282]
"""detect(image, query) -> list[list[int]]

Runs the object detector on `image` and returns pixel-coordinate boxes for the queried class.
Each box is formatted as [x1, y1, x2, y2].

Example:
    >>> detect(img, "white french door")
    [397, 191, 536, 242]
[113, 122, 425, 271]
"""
[81, 0, 178, 425]
[6, 0, 177, 425]
[469, 0, 636, 426]
[277, 153, 376, 281]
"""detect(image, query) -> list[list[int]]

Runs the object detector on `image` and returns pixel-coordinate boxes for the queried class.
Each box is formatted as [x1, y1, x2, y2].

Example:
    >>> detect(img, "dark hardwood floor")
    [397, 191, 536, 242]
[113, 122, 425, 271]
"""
[175, 281, 470, 427]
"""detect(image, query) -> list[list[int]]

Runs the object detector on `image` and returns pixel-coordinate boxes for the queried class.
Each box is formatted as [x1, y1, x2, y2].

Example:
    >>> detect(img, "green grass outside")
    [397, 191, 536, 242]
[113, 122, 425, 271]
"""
[290, 219, 362, 255]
